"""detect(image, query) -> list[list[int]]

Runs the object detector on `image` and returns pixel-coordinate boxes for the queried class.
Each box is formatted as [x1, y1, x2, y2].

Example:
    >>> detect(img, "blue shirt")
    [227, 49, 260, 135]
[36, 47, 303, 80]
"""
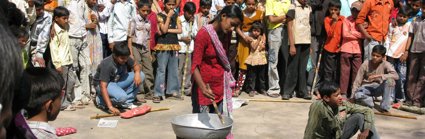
[340, 0, 357, 17]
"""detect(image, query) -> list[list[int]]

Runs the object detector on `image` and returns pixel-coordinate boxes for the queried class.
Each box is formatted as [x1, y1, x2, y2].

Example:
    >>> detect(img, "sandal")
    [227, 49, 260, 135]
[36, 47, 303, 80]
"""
[152, 97, 161, 103]
[267, 93, 280, 98]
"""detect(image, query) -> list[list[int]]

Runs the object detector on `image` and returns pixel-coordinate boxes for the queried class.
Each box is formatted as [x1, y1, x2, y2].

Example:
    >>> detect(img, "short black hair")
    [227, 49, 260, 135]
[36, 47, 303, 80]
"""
[137, 0, 151, 9]
[113, 41, 131, 56]
[328, 0, 342, 9]
[34, 0, 45, 8]
[200, 0, 213, 7]
[184, 2, 197, 14]
[318, 81, 340, 98]
[10, 26, 29, 39]
[411, 0, 421, 3]
[25, 67, 64, 118]
[398, 5, 413, 16]
[53, 6, 70, 18]
[250, 21, 264, 35]
[7, 2, 27, 27]
[372, 45, 386, 56]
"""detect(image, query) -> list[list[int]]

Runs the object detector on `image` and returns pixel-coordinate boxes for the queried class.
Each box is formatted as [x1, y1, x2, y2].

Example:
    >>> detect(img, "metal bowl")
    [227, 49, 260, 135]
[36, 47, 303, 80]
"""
[171, 113, 233, 139]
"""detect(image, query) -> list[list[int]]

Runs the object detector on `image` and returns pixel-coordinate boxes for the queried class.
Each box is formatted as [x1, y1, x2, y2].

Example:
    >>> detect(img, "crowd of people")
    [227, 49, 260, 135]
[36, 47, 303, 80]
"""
[0, 0, 424, 138]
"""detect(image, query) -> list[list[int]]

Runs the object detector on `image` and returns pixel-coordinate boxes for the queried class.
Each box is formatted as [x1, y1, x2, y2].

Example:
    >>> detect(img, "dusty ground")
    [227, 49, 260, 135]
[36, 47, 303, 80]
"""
[51, 93, 425, 139]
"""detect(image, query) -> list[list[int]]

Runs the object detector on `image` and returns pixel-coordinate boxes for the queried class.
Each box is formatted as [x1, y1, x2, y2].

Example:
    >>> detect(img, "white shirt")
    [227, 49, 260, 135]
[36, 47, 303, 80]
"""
[107, 0, 136, 43]
[67, 0, 88, 38]
[211, 0, 225, 16]
[30, 11, 52, 58]
[178, 15, 197, 53]
[98, 0, 114, 34]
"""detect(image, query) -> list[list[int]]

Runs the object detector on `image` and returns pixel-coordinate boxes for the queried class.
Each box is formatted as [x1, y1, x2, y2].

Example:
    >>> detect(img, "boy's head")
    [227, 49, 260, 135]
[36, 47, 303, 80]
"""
[112, 41, 131, 65]
[53, 6, 70, 28]
[297, 0, 307, 6]
[410, 0, 421, 13]
[25, 68, 64, 121]
[328, 0, 341, 16]
[318, 81, 343, 107]
[200, 0, 212, 16]
[137, 0, 152, 18]
[225, 0, 236, 6]
[371, 45, 386, 64]
[250, 21, 264, 38]
[236, 0, 244, 5]
[34, 0, 44, 17]
[183, 2, 196, 22]
[398, 6, 412, 24]
[10, 26, 29, 49]
[350, 1, 362, 18]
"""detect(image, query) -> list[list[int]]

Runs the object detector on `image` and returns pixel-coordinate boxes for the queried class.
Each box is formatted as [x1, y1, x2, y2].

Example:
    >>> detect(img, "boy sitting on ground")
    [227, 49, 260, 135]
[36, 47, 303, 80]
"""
[304, 81, 379, 139]
[94, 42, 145, 115]
[25, 68, 65, 139]
[352, 45, 399, 112]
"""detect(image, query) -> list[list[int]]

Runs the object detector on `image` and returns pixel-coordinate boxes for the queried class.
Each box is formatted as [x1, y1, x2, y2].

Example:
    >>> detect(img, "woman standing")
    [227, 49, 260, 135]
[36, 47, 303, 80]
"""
[191, 5, 242, 116]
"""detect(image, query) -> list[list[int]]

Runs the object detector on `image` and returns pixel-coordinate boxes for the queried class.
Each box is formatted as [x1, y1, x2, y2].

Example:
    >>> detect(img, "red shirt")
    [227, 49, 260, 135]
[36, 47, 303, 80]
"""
[147, 12, 158, 50]
[324, 16, 345, 53]
[191, 27, 231, 105]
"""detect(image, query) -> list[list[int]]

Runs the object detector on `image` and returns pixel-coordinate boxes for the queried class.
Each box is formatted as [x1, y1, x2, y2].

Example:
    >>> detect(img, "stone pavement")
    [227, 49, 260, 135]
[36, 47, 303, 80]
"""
[51, 93, 425, 139]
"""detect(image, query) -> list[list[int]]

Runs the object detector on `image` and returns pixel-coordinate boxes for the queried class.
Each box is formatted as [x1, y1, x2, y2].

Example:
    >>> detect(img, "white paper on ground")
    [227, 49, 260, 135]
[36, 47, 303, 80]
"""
[97, 118, 118, 128]
[232, 98, 249, 109]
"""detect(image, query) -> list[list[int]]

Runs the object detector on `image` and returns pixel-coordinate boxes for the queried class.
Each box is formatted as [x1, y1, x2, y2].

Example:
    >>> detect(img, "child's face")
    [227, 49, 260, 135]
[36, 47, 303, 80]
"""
[55, 16, 69, 28]
[47, 93, 63, 121]
[225, 0, 236, 6]
[36, 7, 44, 17]
[396, 13, 408, 24]
[350, 8, 360, 18]
[236, 0, 244, 4]
[245, 0, 256, 13]
[251, 28, 261, 38]
[200, 6, 211, 16]
[113, 55, 130, 65]
[184, 11, 195, 22]
[411, 1, 421, 12]
[371, 52, 384, 64]
[220, 16, 241, 34]
[328, 6, 340, 16]
[323, 89, 343, 107]
[139, 6, 151, 19]
[18, 37, 28, 49]
[422, 4, 425, 17]
[165, 1, 176, 12]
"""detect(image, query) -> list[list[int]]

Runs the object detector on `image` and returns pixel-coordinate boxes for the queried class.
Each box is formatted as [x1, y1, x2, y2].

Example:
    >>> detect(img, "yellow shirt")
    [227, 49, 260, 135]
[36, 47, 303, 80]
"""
[50, 23, 73, 69]
[265, 0, 291, 29]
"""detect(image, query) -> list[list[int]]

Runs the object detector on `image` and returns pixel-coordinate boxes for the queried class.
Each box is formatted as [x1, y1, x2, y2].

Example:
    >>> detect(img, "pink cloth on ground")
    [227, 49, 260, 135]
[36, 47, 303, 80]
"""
[120, 105, 152, 119]
[56, 127, 77, 136]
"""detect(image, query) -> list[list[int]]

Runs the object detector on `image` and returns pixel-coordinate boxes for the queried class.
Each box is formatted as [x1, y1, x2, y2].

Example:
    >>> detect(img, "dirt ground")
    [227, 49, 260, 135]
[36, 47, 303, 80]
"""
[51, 93, 425, 139]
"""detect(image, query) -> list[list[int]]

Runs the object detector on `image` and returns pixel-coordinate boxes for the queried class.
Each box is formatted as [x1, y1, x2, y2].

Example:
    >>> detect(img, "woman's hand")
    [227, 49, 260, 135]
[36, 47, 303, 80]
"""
[202, 84, 215, 99]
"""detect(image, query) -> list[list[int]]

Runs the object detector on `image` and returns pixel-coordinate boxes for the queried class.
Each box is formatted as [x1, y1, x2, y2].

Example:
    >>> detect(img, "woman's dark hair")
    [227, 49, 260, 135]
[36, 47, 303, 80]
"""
[200, 0, 213, 7]
[138, 0, 152, 9]
[398, 5, 413, 16]
[53, 6, 70, 18]
[24, 68, 64, 118]
[184, 2, 197, 14]
[372, 45, 386, 56]
[318, 81, 340, 98]
[250, 21, 264, 35]
[10, 26, 29, 39]
[113, 41, 131, 56]
[210, 5, 243, 24]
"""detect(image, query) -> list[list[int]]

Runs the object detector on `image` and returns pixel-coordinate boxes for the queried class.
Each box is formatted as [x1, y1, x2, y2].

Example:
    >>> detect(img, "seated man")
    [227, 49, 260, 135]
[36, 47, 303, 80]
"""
[304, 81, 379, 139]
[352, 45, 399, 112]
[24, 68, 65, 139]
[94, 41, 145, 114]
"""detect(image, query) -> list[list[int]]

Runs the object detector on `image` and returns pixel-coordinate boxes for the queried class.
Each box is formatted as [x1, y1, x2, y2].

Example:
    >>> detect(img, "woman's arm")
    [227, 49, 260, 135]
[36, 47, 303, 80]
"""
[193, 68, 214, 99]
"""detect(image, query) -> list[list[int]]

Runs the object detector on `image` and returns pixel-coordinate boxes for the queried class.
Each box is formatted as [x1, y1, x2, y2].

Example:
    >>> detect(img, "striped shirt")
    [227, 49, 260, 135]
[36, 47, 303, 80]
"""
[27, 121, 58, 139]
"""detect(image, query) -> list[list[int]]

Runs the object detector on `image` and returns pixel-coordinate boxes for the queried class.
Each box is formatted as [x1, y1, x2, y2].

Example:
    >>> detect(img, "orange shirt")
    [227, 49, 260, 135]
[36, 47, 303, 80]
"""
[355, 0, 393, 42]
[44, 0, 58, 13]
[324, 16, 345, 53]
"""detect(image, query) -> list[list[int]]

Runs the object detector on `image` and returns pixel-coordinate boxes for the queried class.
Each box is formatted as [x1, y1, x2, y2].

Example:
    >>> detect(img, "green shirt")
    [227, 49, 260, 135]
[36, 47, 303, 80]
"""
[304, 101, 375, 139]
